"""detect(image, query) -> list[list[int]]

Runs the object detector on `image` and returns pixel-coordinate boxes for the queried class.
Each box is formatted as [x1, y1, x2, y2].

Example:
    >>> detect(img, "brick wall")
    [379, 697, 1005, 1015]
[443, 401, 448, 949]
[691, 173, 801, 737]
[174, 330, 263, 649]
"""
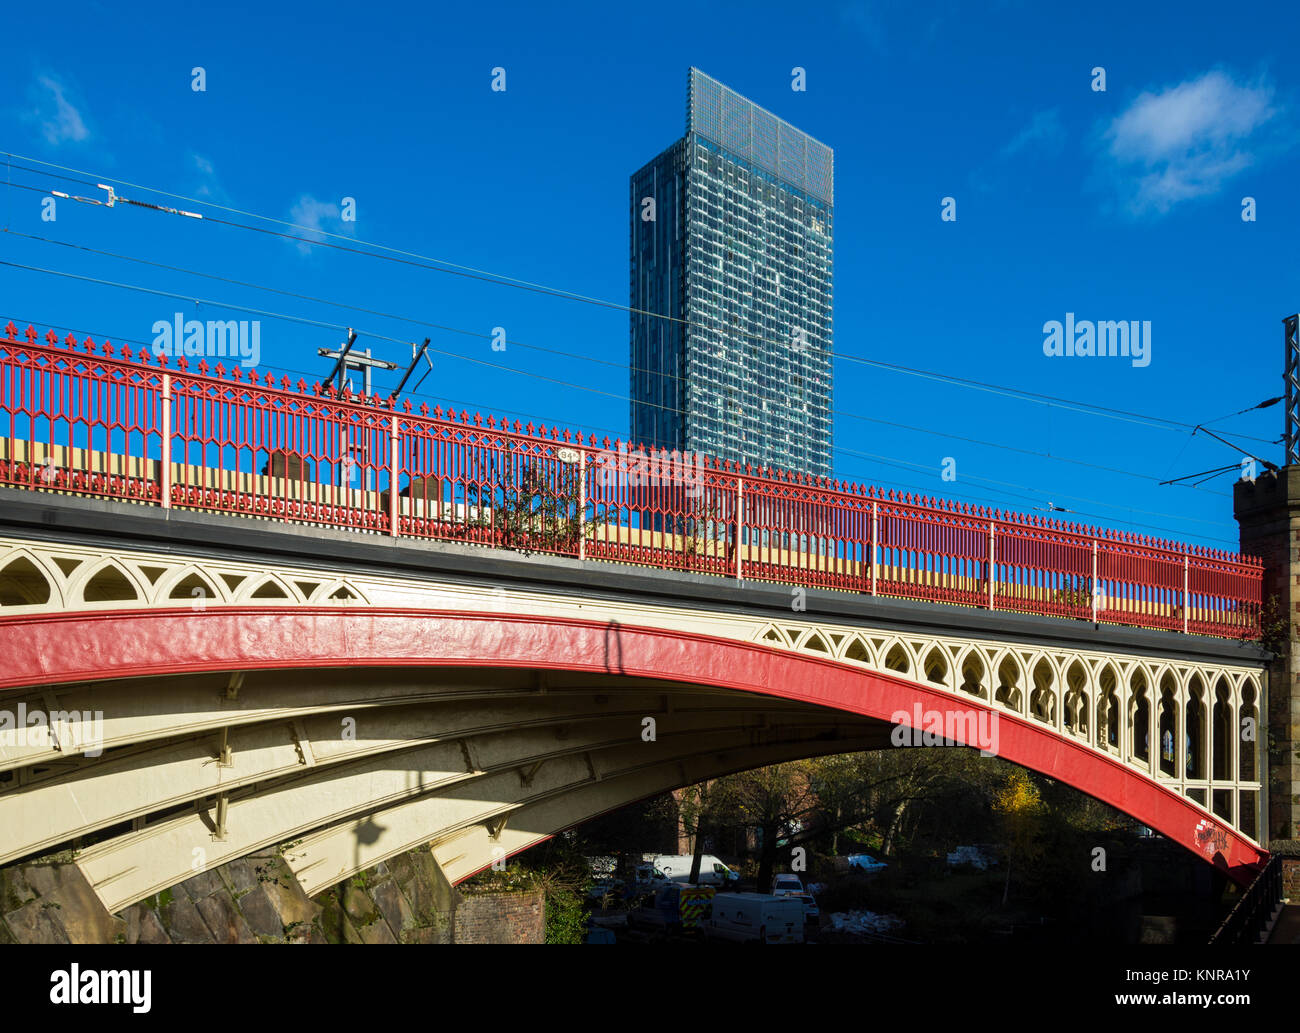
[1273, 842, 1300, 899]
[1235, 470, 1300, 841]
[1283, 857, 1300, 899]
[454, 891, 545, 944]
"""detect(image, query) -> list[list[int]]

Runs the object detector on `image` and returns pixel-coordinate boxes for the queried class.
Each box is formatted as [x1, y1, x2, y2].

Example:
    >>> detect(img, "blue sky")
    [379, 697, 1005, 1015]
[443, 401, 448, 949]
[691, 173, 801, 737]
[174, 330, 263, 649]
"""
[2, 0, 1297, 551]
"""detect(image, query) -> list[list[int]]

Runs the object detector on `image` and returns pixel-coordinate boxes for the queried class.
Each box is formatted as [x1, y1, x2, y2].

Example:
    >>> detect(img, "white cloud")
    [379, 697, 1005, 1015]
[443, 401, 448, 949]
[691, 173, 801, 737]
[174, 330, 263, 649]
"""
[189, 153, 226, 201]
[1002, 108, 1065, 158]
[1100, 70, 1278, 215]
[969, 108, 1066, 193]
[29, 74, 89, 145]
[288, 195, 342, 255]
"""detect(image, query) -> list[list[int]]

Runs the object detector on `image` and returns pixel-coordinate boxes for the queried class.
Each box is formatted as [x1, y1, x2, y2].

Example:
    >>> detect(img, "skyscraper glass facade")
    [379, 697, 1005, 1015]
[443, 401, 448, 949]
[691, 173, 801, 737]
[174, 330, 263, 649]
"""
[631, 68, 833, 478]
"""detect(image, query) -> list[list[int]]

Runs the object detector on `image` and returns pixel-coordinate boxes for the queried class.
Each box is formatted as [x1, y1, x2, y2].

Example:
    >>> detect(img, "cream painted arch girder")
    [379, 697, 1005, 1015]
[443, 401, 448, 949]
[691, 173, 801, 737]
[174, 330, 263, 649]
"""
[302, 731, 890, 896]
[0, 678, 816, 867]
[77, 710, 885, 913]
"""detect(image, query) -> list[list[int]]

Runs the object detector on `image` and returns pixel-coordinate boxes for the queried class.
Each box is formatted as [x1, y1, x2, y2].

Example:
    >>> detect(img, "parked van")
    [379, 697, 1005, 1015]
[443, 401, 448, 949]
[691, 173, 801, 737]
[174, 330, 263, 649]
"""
[703, 893, 804, 944]
[635, 864, 670, 889]
[589, 856, 669, 891]
[643, 854, 740, 887]
[770, 873, 804, 896]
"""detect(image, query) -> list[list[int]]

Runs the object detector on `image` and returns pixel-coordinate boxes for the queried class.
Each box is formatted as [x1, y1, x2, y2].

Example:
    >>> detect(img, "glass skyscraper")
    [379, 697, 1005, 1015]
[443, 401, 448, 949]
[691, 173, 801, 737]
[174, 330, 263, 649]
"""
[630, 67, 833, 478]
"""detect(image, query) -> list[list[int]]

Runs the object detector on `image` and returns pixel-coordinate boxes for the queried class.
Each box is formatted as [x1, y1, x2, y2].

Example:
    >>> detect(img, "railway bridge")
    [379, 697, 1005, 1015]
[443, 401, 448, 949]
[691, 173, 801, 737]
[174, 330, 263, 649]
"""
[0, 324, 1272, 916]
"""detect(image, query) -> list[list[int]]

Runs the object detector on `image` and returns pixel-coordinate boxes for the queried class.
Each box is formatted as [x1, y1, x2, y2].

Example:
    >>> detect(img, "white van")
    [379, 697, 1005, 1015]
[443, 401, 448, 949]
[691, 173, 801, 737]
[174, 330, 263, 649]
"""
[703, 893, 804, 944]
[644, 854, 739, 887]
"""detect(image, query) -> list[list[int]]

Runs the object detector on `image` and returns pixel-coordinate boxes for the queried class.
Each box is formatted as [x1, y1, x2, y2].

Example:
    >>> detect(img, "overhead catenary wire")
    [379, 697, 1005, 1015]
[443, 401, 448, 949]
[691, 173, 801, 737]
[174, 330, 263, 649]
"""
[0, 227, 1239, 496]
[0, 258, 653, 405]
[0, 256, 1242, 520]
[0, 156, 1276, 446]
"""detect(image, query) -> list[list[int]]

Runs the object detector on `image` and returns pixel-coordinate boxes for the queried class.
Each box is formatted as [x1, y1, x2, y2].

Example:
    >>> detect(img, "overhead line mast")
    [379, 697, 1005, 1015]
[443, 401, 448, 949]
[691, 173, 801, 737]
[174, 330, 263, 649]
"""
[317, 329, 398, 396]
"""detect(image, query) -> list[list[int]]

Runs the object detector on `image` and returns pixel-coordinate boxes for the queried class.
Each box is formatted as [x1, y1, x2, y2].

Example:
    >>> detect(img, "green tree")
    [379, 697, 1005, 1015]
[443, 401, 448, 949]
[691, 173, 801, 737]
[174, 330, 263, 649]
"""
[463, 452, 582, 554]
[710, 763, 820, 890]
[992, 768, 1048, 906]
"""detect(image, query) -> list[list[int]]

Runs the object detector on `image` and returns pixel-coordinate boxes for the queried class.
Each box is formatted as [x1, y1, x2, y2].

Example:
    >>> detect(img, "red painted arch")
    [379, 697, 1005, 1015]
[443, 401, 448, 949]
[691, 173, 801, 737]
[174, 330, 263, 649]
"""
[0, 606, 1267, 882]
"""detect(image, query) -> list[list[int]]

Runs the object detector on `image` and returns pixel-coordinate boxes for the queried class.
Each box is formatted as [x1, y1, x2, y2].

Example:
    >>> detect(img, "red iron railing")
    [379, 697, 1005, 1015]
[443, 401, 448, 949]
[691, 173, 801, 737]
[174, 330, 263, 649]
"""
[0, 324, 1264, 639]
